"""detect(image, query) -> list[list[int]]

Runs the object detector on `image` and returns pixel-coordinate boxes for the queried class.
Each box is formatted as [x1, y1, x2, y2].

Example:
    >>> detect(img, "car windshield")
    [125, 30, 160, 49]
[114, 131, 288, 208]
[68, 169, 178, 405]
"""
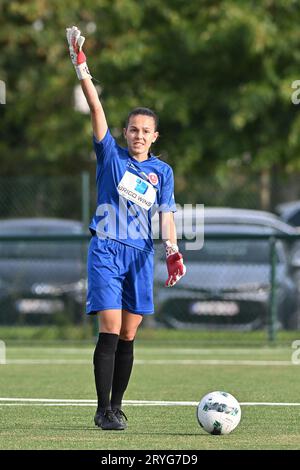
[178, 240, 283, 264]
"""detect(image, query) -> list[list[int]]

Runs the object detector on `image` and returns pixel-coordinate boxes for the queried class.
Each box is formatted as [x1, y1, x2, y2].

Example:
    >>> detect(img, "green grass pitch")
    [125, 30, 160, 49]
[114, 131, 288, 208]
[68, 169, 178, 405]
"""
[0, 339, 299, 450]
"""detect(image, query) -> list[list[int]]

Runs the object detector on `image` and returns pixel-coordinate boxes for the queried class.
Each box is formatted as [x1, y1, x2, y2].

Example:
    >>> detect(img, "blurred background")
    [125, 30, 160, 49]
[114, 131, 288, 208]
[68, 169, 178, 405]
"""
[1, 0, 300, 342]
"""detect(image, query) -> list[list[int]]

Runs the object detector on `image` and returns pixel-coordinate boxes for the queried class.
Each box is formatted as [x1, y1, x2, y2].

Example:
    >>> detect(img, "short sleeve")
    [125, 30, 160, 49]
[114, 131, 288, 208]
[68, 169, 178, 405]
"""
[158, 166, 177, 213]
[93, 129, 116, 164]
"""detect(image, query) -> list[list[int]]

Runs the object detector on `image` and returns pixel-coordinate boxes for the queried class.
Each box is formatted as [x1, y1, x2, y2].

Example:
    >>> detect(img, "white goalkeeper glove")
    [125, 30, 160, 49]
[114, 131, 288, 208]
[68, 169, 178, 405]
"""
[66, 25, 92, 80]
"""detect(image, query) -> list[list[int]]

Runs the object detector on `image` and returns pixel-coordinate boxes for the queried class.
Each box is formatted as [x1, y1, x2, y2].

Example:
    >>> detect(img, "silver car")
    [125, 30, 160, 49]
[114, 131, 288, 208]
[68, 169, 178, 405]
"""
[0, 218, 87, 324]
[154, 208, 299, 330]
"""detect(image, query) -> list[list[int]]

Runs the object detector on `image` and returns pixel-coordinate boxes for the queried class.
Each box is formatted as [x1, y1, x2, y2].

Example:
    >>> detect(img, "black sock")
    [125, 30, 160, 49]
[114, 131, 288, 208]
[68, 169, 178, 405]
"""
[111, 338, 134, 409]
[93, 332, 119, 412]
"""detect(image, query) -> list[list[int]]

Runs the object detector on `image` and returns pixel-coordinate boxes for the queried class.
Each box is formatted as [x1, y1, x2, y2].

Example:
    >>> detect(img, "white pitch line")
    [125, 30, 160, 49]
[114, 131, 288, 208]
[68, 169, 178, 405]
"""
[0, 398, 95, 402]
[136, 359, 294, 366]
[137, 348, 291, 354]
[0, 403, 96, 407]
[6, 348, 94, 355]
[4, 359, 91, 365]
[240, 402, 300, 406]
[0, 398, 300, 407]
[2, 359, 295, 366]
[6, 347, 292, 355]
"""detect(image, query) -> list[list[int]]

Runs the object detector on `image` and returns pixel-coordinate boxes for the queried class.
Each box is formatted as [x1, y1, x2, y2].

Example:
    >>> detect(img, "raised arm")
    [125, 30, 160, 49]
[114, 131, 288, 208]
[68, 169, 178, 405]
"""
[66, 26, 108, 141]
[81, 78, 108, 142]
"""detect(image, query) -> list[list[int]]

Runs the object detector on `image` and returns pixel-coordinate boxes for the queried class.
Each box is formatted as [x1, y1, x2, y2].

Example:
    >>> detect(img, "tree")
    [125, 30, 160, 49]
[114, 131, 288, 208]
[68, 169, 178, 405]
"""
[1, 0, 300, 207]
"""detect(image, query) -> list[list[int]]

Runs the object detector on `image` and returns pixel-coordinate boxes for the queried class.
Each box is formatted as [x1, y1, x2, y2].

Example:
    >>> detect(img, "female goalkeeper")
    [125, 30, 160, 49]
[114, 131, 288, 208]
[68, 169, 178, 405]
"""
[66, 26, 186, 431]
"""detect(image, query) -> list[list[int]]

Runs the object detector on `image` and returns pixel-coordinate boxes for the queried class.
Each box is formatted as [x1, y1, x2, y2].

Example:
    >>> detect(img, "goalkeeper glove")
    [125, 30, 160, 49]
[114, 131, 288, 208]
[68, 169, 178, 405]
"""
[165, 241, 186, 287]
[66, 25, 92, 80]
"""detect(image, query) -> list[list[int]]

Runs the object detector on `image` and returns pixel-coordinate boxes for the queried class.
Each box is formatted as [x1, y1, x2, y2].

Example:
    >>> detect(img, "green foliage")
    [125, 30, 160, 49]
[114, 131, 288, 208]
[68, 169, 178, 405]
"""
[1, 0, 300, 187]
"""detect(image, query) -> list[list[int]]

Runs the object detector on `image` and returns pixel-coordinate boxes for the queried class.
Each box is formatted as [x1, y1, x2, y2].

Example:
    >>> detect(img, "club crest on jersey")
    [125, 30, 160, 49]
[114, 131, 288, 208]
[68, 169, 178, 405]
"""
[148, 172, 158, 185]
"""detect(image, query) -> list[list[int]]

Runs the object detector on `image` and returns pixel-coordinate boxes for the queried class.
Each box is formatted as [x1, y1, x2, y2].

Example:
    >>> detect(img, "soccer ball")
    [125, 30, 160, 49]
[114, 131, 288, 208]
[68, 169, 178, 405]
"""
[196, 391, 241, 435]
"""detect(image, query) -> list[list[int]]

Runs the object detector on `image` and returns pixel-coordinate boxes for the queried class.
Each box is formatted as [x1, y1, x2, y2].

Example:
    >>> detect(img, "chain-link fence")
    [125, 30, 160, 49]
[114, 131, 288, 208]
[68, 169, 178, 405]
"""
[1, 173, 300, 339]
[154, 235, 300, 339]
[0, 233, 299, 340]
[0, 233, 88, 327]
[3, 169, 300, 223]
[0, 174, 91, 225]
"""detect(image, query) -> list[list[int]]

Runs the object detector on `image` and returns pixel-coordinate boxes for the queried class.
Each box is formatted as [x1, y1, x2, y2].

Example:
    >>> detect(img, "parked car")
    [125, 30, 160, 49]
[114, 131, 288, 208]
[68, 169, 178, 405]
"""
[276, 200, 300, 227]
[154, 208, 300, 330]
[0, 218, 87, 324]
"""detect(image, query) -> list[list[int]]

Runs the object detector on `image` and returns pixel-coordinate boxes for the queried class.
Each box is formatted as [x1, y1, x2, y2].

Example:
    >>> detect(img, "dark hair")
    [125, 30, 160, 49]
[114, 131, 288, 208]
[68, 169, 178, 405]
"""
[125, 107, 159, 131]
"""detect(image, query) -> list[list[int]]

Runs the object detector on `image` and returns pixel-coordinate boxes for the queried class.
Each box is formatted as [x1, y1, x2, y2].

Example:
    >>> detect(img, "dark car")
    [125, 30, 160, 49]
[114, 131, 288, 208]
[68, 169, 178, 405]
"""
[0, 218, 88, 324]
[154, 208, 300, 330]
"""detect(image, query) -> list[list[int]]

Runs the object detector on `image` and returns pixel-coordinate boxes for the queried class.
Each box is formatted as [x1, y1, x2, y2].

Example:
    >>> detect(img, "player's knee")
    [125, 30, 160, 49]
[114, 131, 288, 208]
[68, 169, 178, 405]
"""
[101, 327, 121, 335]
[119, 332, 135, 341]
[98, 310, 122, 335]
[99, 321, 121, 335]
[119, 329, 137, 341]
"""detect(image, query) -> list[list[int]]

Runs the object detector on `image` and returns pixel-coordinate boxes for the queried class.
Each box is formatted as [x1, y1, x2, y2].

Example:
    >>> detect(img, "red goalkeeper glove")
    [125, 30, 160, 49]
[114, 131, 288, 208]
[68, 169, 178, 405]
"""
[66, 26, 92, 80]
[165, 241, 186, 287]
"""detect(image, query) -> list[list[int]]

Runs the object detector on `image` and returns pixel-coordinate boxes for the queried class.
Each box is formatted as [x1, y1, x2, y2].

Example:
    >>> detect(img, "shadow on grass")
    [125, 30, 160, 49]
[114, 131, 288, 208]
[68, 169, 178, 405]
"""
[0, 422, 207, 437]
[50, 426, 207, 437]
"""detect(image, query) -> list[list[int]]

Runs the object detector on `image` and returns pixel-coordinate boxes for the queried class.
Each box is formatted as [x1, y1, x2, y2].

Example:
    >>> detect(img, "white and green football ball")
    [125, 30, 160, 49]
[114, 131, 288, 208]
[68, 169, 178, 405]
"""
[196, 391, 241, 435]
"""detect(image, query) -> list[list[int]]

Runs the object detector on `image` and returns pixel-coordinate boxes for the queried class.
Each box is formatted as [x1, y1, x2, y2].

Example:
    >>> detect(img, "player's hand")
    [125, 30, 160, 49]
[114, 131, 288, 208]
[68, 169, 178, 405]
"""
[165, 242, 186, 287]
[66, 26, 91, 80]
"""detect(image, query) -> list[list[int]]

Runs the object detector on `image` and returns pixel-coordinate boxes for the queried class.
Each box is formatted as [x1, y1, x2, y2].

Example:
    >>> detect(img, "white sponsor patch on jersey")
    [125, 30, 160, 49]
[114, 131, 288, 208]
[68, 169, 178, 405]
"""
[117, 171, 157, 211]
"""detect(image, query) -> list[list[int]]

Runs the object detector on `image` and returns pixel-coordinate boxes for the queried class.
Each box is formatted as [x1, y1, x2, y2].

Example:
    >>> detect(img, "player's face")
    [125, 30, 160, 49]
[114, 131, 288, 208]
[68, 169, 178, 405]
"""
[124, 115, 159, 159]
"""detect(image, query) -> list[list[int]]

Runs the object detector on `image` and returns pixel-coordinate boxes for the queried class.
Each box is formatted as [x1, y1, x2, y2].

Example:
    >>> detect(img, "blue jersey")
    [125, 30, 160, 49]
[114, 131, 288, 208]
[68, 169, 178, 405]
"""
[89, 129, 176, 253]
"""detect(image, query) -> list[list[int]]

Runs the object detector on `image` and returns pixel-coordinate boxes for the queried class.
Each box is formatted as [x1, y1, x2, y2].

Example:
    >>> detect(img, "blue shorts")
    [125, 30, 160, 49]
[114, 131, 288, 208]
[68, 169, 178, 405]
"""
[86, 237, 154, 315]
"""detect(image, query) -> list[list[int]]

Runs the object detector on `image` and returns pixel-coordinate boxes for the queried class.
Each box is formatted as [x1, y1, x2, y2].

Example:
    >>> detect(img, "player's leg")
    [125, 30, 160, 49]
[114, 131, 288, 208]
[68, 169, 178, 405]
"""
[86, 237, 125, 430]
[93, 309, 125, 430]
[110, 247, 154, 424]
[94, 309, 122, 411]
[110, 310, 143, 426]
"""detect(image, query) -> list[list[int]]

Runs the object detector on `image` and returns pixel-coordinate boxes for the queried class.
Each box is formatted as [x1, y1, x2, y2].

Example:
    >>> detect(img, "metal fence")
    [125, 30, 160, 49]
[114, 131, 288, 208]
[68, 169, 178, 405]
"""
[0, 232, 299, 340]
[0, 174, 91, 227]
[0, 233, 88, 326]
[154, 234, 300, 340]
[3, 171, 300, 222]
